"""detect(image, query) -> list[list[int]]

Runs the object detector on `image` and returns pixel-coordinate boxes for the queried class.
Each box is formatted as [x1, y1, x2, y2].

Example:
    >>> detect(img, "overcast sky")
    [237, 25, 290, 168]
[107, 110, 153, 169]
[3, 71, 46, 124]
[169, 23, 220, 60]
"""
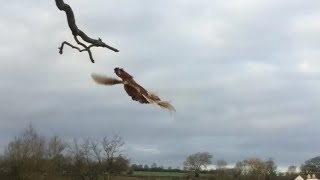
[1, 0, 320, 171]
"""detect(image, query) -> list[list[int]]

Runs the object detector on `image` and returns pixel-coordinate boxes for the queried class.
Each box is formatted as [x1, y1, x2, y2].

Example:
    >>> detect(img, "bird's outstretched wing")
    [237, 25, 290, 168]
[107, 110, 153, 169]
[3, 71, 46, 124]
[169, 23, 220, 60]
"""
[123, 84, 149, 104]
[91, 73, 123, 86]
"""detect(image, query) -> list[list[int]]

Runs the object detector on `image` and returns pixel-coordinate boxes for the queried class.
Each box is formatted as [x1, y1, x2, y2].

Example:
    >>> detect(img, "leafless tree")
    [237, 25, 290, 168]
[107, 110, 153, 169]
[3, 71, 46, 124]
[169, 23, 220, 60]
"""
[265, 158, 277, 178]
[66, 135, 128, 180]
[101, 135, 124, 165]
[215, 159, 228, 178]
[47, 135, 67, 159]
[1, 124, 129, 179]
[4, 124, 46, 179]
[100, 135, 126, 178]
[67, 138, 99, 180]
[183, 152, 213, 177]
[45, 135, 68, 174]
[216, 159, 228, 170]
[55, 0, 119, 63]
[90, 139, 102, 164]
[287, 165, 297, 175]
[244, 158, 268, 180]
[151, 163, 157, 169]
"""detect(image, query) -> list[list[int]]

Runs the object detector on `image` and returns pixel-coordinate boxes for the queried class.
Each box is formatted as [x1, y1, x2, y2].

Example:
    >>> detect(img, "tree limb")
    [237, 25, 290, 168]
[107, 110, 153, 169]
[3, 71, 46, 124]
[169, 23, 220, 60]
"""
[55, 0, 119, 63]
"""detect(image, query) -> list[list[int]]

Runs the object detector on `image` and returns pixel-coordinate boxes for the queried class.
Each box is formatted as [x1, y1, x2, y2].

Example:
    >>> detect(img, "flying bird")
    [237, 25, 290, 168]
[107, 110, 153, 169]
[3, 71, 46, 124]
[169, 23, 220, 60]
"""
[91, 67, 176, 113]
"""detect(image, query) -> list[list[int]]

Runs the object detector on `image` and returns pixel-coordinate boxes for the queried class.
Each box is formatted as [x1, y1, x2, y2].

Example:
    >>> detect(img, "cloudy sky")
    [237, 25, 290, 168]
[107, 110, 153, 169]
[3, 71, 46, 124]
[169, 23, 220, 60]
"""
[1, 0, 320, 171]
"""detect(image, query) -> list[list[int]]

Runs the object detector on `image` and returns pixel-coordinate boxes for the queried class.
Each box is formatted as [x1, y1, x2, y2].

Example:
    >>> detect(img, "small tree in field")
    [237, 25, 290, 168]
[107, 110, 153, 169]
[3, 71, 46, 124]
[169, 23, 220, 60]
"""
[183, 152, 213, 177]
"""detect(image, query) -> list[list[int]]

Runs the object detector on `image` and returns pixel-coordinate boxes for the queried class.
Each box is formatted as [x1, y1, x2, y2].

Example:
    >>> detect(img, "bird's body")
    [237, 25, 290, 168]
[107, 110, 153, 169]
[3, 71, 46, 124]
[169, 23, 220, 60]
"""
[91, 67, 175, 113]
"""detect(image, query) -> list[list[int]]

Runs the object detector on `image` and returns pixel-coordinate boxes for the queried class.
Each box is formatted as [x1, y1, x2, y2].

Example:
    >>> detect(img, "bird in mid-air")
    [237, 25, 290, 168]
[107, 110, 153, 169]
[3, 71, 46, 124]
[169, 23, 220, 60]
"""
[91, 67, 176, 113]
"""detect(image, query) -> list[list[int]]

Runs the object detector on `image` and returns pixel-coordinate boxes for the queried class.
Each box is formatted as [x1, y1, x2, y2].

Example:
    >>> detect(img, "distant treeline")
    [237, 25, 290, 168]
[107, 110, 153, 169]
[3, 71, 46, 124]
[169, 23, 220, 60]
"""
[130, 163, 183, 172]
[1, 124, 320, 180]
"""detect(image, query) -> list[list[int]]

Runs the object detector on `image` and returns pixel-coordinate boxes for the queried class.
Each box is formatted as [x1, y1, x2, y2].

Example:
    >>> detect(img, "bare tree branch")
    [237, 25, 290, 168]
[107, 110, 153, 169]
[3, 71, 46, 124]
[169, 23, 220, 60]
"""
[90, 140, 102, 164]
[55, 0, 119, 63]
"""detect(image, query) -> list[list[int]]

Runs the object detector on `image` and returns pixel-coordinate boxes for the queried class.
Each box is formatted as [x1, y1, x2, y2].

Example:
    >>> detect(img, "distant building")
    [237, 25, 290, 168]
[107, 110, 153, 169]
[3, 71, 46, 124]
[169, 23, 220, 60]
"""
[295, 175, 305, 180]
[295, 174, 319, 180]
[309, 174, 320, 180]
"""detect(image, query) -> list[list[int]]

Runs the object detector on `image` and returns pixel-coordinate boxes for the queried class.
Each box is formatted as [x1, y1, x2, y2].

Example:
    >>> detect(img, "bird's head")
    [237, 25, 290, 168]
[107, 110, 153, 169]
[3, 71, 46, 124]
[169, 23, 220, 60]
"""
[114, 67, 123, 75]
[114, 67, 133, 80]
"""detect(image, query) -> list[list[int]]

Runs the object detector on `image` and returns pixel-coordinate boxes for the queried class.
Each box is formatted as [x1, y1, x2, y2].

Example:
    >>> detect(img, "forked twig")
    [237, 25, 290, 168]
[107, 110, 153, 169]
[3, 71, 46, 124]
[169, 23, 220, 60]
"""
[55, 0, 119, 63]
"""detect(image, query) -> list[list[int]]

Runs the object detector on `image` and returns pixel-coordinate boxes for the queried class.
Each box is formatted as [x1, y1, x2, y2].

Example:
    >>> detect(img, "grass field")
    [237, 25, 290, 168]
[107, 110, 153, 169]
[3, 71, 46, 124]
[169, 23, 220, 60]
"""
[132, 171, 186, 177]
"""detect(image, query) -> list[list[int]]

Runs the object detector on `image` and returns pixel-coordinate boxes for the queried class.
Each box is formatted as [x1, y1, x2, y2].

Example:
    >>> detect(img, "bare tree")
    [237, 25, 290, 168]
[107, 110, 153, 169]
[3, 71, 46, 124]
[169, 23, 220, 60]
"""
[216, 159, 228, 170]
[55, 0, 119, 63]
[101, 135, 125, 175]
[215, 159, 228, 178]
[287, 165, 297, 175]
[183, 152, 213, 177]
[67, 138, 101, 180]
[265, 158, 277, 180]
[234, 161, 248, 176]
[4, 124, 46, 179]
[47, 135, 67, 159]
[244, 158, 268, 180]
[1, 124, 129, 179]
[234, 161, 248, 178]
[90, 139, 102, 164]
[45, 135, 68, 174]
[151, 163, 157, 170]
[66, 135, 128, 180]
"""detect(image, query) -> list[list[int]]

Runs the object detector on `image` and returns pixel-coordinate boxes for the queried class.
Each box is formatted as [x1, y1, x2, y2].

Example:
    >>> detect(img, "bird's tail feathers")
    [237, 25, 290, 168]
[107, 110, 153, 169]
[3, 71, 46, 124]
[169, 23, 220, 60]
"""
[143, 94, 176, 114]
[157, 101, 176, 114]
[148, 91, 161, 101]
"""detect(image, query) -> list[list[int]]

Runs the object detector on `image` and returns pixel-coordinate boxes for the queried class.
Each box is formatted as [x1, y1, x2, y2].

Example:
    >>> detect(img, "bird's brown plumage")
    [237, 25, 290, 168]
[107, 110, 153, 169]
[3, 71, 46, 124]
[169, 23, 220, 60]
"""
[91, 67, 176, 113]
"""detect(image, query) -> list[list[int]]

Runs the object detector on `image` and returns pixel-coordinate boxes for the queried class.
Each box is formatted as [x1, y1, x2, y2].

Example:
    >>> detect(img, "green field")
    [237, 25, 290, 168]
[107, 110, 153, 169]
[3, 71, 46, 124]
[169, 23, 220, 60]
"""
[132, 171, 186, 177]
